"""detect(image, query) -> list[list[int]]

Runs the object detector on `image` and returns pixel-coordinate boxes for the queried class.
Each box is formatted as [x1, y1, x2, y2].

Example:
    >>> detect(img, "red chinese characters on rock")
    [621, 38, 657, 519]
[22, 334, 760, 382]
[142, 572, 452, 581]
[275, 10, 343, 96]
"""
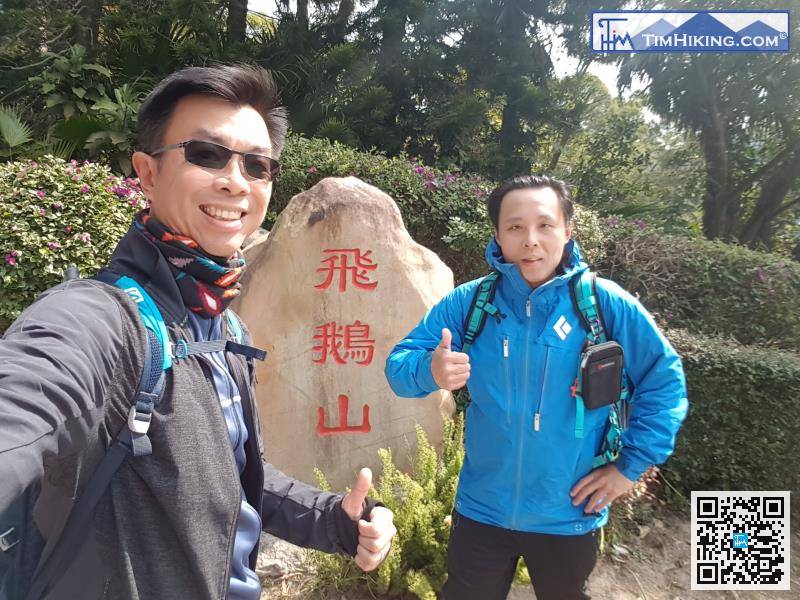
[314, 248, 378, 292]
[312, 320, 375, 366]
[316, 394, 371, 436]
[313, 248, 377, 436]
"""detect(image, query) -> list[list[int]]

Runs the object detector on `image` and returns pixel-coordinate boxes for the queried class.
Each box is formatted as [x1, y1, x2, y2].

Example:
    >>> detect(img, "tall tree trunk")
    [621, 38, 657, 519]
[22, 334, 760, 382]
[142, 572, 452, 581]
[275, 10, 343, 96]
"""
[78, 0, 102, 56]
[297, 0, 309, 31]
[699, 107, 730, 239]
[227, 0, 248, 44]
[694, 58, 739, 240]
[332, 0, 355, 44]
[739, 149, 800, 248]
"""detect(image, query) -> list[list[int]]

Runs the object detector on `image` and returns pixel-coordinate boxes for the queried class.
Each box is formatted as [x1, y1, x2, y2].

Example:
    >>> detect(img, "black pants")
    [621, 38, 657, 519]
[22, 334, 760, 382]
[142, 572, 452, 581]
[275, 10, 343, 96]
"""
[441, 511, 598, 600]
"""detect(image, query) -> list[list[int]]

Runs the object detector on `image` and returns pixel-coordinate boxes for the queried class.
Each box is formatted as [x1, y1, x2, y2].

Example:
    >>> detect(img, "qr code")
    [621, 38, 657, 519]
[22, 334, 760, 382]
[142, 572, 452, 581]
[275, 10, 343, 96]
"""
[691, 491, 790, 590]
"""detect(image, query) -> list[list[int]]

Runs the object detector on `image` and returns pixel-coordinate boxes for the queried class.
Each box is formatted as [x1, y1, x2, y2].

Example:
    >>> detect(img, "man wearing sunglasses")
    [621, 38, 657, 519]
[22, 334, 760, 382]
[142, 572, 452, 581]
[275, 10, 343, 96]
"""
[0, 64, 395, 600]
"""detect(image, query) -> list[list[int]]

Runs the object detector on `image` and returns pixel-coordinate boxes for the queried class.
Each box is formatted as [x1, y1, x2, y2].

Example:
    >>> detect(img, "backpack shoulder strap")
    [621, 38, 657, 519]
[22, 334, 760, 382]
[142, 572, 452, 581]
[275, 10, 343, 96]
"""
[26, 271, 169, 600]
[462, 271, 504, 354]
[570, 270, 608, 345]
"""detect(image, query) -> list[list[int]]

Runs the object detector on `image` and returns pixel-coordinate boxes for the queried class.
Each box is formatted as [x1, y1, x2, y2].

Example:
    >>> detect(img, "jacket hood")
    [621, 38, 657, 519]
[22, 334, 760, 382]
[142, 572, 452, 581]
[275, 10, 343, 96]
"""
[484, 236, 587, 300]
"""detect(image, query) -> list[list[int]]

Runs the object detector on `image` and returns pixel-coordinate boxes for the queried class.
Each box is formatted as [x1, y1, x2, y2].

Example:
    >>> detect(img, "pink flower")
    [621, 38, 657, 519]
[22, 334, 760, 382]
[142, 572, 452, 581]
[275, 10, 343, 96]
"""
[83, 160, 90, 165]
[71, 174, 79, 181]
[425, 180, 438, 191]
[69, 159, 77, 166]
[64, 225, 73, 234]
[48, 241, 60, 250]
[413, 166, 426, 175]
[37, 207, 46, 216]
[80, 184, 90, 194]
[52, 202, 63, 211]
[36, 190, 46, 199]
[306, 166, 318, 173]
[4, 250, 20, 266]
[30, 162, 38, 169]
[76, 232, 91, 243]
[113, 186, 131, 198]
[755, 266, 766, 283]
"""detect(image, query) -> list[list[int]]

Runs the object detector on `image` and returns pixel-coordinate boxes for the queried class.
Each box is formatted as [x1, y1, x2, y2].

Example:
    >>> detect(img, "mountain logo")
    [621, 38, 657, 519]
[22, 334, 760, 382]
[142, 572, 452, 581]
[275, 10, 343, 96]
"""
[592, 11, 789, 53]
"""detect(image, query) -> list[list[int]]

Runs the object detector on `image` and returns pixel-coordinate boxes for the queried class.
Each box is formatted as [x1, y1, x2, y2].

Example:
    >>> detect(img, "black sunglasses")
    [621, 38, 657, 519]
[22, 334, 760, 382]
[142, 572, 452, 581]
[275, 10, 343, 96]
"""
[149, 140, 280, 181]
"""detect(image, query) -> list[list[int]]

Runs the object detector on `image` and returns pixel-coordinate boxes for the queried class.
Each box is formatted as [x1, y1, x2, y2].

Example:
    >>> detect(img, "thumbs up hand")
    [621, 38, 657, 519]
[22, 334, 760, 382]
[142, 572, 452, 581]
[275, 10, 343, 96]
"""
[341, 468, 396, 572]
[430, 328, 471, 391]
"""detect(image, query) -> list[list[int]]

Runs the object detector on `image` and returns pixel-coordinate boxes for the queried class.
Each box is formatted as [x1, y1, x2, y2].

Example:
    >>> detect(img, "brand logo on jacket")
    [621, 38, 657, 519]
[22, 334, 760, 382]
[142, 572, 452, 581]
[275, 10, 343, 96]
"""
[554, 315, 572, 341]
[124, 286, 144, 303]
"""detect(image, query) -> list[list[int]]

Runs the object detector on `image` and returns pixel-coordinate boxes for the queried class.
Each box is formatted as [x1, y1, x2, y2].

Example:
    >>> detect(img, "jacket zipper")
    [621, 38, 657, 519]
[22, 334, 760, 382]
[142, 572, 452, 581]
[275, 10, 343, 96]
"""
[511, 298, 533, 529]
[503, 337, 511, 423]
[534, 348, 550, 432]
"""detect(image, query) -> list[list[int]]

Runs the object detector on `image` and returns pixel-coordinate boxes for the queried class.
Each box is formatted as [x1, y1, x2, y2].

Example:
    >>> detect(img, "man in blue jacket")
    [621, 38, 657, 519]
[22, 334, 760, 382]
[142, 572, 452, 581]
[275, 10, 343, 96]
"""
[384, 175, 687, 600]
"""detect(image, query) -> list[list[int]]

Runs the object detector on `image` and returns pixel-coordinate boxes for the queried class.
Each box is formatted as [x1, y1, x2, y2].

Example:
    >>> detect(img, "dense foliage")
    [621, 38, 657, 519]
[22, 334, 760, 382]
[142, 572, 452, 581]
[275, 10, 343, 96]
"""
[665, 329, 800, 502]
[311, 417, 463, 600]
[3, 1, 797, 253]
[0, 156, 142, 330]
[601, 224, 800, 350]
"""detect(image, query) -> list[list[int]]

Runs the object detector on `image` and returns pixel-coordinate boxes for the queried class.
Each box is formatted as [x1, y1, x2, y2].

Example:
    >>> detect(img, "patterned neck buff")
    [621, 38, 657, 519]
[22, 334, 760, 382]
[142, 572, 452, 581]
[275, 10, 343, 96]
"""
[134, 210, 246, 318]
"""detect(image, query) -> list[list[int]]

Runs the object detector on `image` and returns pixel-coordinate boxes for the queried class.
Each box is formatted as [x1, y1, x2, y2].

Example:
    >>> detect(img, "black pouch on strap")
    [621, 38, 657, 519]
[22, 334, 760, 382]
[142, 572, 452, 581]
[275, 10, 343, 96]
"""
[580, 341, 624, 410]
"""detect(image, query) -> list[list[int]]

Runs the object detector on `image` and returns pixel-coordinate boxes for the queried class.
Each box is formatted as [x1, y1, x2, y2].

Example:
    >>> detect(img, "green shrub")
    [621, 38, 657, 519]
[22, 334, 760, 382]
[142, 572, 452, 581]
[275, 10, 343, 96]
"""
[309, 416, 464, 600]
[664, 329, 800, 500]
[601, 225, 800, 350]
[274, 134, 607, 284]
[0, 156, 142, 331]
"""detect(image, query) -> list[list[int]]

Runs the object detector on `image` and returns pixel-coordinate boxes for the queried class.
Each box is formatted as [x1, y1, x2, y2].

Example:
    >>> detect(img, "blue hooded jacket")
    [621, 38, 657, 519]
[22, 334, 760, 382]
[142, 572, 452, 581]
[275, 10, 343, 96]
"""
[384, 238, 688, 535]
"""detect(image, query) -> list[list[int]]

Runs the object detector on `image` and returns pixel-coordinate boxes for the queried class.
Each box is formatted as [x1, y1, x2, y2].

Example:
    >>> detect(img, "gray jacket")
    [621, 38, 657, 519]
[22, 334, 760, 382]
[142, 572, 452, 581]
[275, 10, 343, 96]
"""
[0, 226, 365, 599]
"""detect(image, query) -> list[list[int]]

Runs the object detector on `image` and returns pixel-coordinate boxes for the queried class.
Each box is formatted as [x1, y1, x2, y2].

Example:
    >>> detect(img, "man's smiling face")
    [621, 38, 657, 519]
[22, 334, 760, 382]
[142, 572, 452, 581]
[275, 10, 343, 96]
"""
[133, 94, 273, 258]
[495, 186, 572, 289]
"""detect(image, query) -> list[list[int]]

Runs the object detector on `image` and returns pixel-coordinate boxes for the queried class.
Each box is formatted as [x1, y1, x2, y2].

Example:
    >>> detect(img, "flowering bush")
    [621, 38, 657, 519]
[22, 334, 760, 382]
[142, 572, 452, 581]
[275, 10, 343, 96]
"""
[275, 135, 607, 284]
[0, 156, 144, 331]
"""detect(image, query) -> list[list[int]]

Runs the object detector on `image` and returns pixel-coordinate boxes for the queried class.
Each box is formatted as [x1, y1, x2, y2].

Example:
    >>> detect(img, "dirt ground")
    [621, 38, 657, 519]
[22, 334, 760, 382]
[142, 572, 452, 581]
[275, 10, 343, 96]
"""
[260, 510, 798, 599]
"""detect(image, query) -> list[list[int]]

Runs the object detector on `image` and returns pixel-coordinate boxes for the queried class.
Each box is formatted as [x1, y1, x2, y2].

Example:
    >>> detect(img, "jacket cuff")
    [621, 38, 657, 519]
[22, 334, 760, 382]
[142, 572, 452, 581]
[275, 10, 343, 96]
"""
[614, 453, 650, 482]
[329, 496, 384, 556]
[416, 351, 439, 394]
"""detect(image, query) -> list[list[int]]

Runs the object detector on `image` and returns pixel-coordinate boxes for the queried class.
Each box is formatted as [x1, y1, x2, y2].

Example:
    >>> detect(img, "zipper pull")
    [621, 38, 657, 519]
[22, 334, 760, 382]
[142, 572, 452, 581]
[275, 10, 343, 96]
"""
[534, 412, 541, 431]
[526, 299, 531, 317]
[503, 337, 509, 358]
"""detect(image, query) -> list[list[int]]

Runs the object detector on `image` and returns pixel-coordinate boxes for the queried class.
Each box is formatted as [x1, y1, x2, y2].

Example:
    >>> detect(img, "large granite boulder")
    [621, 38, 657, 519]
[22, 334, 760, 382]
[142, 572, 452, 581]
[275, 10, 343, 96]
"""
[234, 177, 453, 489]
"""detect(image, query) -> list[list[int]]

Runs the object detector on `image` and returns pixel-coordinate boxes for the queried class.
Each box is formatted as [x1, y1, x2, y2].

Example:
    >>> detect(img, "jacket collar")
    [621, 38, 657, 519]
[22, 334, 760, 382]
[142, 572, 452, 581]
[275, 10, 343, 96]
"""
[105, 222, 188, 325]
[484, 236, 588, 305]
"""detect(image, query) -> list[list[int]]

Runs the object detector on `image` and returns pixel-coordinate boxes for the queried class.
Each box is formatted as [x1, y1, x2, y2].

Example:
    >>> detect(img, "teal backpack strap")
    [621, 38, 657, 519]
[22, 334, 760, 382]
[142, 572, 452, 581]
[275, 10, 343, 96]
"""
[571, 271, 607, 345]
[26, 271, 171, 600]
[226, 309, 243, 343]
[462, 271, 505, 353]
[569, 272, 630, 466]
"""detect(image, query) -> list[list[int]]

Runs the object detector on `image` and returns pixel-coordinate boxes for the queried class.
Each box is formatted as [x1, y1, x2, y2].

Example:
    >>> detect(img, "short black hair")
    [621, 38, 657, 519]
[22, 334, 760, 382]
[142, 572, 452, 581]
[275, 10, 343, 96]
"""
[486, 175, 574, 229]
[136, 63, 289, 157]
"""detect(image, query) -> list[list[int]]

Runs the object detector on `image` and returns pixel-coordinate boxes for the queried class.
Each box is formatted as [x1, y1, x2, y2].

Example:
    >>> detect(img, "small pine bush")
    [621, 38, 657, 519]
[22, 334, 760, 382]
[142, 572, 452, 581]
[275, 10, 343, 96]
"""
[309, 416, 464, 599]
